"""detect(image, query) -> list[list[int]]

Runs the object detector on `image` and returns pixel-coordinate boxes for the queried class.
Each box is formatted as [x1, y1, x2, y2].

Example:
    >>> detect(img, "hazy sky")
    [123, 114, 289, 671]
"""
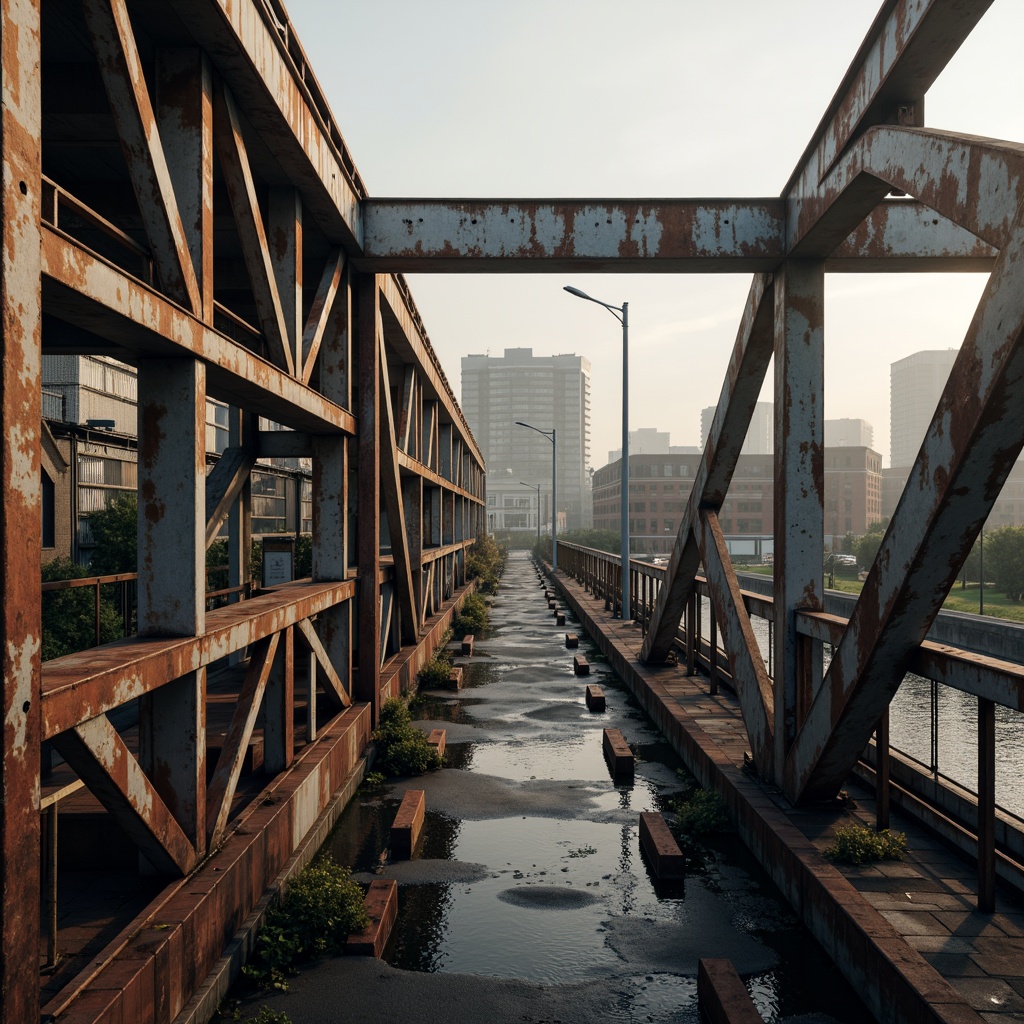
[284, 0, 1024, 468]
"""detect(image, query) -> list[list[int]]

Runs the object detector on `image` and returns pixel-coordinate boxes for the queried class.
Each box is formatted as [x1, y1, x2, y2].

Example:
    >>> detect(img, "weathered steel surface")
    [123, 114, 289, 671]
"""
[787, 201, 1024, 802]
[52, 713, 197, 876]
[301, 249, 345, 385]
[214, 83, 295, 375]
[695, 512, 774, 773]
[41, 227, 356, 435]
[41, 581, 355, 738]
[165, 0, 364, 248]
[361, 199, 785, 271]
[772, 262, 824, 783]
[295, 617, 351, 708]
[82, 0, 203, 315]
[1, 0, 42, 1017]
[641, 276, 775, 663]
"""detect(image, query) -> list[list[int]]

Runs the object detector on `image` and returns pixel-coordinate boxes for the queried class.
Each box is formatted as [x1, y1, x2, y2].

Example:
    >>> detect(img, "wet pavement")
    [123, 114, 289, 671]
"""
[248, 551, 871, 1023]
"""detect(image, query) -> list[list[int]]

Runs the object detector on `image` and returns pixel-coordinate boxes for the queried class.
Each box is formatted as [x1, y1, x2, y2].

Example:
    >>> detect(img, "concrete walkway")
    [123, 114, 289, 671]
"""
[551, 564, 1024, 1024]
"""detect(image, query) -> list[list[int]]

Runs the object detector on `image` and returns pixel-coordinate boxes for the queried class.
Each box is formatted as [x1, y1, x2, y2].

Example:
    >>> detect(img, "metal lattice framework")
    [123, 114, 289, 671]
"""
[1, 0, 1020, 1019]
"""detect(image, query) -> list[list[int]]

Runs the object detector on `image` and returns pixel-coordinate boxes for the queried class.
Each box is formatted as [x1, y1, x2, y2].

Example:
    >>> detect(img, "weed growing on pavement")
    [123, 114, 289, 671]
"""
[824, 824, 907, 865]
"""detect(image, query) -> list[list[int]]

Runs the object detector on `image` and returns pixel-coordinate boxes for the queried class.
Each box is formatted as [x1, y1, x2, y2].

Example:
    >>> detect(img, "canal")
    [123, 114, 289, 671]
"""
[247, 551, 873, 1023]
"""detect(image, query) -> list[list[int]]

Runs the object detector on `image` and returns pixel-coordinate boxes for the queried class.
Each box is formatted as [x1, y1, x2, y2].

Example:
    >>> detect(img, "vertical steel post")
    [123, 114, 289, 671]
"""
[772, 261, 825, 787]
[356, 273, 382, 723]
[137, 358, 207, 855]
[621, 302, 629, 620]
[552, 427, 557, 570]
[876, 710, 890, 831]
[978, 697, 995, 913]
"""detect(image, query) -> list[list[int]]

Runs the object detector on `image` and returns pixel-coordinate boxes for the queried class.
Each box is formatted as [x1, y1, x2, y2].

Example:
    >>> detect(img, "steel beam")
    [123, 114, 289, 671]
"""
[0, 0, 41, 1017]
[695, 512, 774, 772]
[356, 273, 381, 721]
[301, 249, 345, 385]
[641, 276, 775, 663]
[206, 443, 257, 547]
[772, 262, 825, 785]
[41, 227, 355, 435]
[786, 199, 1024, 803]
[82, 0, 203, 316]
[156, 47, 215, 322]
[41, 580, 355, 738]
[269, 186, 303, 375]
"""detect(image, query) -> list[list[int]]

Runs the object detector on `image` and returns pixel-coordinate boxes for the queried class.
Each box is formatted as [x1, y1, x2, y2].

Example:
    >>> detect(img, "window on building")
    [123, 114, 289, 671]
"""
[42, 471, 55, 549]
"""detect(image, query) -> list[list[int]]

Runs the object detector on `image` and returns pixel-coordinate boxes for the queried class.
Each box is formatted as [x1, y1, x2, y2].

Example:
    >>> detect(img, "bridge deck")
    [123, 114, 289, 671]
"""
[551, 567, 1024, 1024]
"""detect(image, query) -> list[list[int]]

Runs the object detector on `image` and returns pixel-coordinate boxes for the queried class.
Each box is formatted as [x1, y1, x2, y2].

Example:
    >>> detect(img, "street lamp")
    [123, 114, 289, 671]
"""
[520, 481, 541, 545]
[564, 285, 630, 620]
[515, 421, 557, 570]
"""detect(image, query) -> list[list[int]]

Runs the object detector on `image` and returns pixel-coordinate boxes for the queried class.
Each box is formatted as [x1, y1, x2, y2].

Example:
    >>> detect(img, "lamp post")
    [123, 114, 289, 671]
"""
[564, 285, 630, 620]
[520, 481, 541, 545]
[515, 421, 556, 570]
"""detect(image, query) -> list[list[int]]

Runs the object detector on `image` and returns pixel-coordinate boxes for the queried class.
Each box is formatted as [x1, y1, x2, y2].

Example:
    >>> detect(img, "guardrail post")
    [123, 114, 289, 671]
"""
[978, 697, 995, 913]
[875, 709, 890, 831]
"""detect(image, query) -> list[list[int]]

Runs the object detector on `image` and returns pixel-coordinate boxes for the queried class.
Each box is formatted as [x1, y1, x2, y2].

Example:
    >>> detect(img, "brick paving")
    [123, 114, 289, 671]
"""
[553, 565, 1024, 1023]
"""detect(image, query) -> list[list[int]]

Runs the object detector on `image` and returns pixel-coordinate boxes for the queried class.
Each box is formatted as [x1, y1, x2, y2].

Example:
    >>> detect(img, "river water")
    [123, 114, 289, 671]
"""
[700, 600, 1024, 818]
[263, 551, 874, 1024]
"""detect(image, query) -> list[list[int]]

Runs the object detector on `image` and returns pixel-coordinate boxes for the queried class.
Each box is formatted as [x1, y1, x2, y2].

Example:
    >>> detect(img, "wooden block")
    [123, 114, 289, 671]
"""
[640, 811, 685, 879]
[698, 959, 764, 1024]
[427, 728, 446, 758]
[603, 728, 633, 779]
[544, 590, 553, 599]
[585, 684, 605, 712]
[345, 880, 398, 958]
[573, 653, 590, 676]
[565, 633, 579, 649]
[391, 789, 425, 860]
[548, 599, 556, 609]
[460, 635, 475, 656]
[448, 666, 463, 690]
[555, 613, 565, 626]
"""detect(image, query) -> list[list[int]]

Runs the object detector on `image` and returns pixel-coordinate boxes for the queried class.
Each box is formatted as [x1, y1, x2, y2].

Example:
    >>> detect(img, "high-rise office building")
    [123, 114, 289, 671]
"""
[889, 349, 959, 470]
[824, 418, 874, 449]
[461, 348, 591, 536]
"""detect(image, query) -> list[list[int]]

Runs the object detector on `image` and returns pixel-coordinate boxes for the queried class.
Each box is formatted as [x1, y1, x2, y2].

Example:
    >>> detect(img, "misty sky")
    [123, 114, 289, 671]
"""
[283, 0, 1024, 469]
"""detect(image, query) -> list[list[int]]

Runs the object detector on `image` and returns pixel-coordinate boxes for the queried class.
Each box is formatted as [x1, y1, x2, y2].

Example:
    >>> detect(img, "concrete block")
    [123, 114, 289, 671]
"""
[552, 607, 561, 618]
[565, 633, 579, 649]
[573, 654, 590, 676]
[391, 789, 425, 860]
[448, 666, 463, 690]
[640, 811, 685, 879]
[603, 728, 634, 779]
[461, 635, 475, 656]
[585, 685, 606, 712]
[555, 613, 565, 626]
[427, 728, 446, 758]
[697, 958, 764, 1024]
[548, 599, 557, 609]
[345, 880, 398, 958]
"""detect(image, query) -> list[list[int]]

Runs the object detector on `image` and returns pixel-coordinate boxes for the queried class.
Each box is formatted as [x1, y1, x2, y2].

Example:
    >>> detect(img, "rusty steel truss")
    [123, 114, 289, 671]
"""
[2, 0, 1022, 1020]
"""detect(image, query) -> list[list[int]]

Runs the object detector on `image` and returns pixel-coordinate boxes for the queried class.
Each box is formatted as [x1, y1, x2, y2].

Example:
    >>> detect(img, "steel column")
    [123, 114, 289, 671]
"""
[772, 261, 825, 787]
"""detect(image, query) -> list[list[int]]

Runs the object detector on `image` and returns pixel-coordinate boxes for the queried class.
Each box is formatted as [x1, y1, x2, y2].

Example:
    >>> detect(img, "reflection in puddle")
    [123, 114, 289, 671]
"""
[321, 554, 871, 1022]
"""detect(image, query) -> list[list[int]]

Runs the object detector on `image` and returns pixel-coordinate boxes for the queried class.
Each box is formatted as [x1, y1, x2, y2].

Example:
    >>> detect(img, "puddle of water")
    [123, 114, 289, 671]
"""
[317, 554, 873, 1023]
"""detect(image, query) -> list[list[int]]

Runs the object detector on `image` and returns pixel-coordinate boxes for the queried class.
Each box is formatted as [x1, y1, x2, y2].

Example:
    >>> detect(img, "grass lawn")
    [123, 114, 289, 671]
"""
[737, 567, 1024, 623]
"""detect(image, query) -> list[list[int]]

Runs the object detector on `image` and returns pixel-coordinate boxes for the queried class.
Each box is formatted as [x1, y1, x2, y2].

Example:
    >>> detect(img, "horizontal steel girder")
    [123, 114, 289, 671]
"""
[41, 580, 354, 739]
[40, 227, 356, 436]
[358, 198, 994, 272]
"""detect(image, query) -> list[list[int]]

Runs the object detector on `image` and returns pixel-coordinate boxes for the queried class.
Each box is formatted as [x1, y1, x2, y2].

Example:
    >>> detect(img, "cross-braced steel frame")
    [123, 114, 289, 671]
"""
[2, 0, 1021, 1020]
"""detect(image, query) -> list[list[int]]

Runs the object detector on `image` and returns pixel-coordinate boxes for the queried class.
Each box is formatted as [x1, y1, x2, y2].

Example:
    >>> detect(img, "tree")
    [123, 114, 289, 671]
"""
[984, 525, 1024, 601]
[854, 518, 889, 570]
[41, 557, 123, 660]
[88, 492, 138, 575]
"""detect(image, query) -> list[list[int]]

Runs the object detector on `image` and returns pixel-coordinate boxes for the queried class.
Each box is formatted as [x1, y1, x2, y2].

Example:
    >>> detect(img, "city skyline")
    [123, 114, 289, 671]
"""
[284, 1, 1024, 471]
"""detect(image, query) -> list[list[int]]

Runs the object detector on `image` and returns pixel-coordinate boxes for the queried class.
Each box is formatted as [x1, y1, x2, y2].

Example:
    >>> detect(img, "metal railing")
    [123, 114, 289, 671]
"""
[554, 540, 1024, 902]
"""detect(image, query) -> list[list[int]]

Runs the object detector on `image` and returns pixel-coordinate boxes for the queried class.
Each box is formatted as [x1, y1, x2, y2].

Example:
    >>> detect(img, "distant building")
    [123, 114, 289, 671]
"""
[461, 348, 591, 536]
[593, 447, 882, 557]
[824, 418, 874, 449]
[701, 401, 772, 456]
[889, 349, 959, 470]
[608, 427, 671, 464]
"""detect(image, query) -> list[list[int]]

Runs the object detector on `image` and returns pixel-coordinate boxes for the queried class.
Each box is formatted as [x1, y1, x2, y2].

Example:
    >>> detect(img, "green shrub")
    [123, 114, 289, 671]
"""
[41, 557, 125, 660]
[250, 1008, 294, 1024]
[671, 788, 727, 837]
[373, 697, 442, 777]
[824, 824, 907, 865]
[242, 856, 368, 990]
[453, 592, 489, 638]
[418, 632, 454, 688]
[465, 534, 507, 593]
